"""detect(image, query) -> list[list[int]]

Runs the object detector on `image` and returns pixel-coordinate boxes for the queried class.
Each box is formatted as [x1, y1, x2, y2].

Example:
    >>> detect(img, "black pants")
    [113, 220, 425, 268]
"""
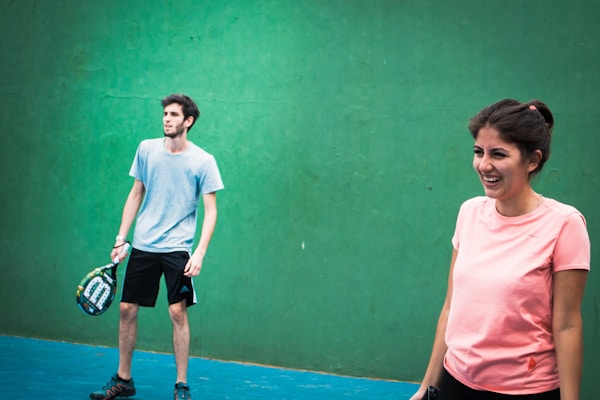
[438, 369, 560, 400]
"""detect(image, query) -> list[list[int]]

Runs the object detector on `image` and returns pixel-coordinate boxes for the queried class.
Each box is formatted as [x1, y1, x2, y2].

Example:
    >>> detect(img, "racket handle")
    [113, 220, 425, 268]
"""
[113, 242, 131, 264]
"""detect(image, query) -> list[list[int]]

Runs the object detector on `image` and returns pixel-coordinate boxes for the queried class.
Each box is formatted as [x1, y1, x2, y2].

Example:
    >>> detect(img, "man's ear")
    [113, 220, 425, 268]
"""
[184, 116, 194, 128]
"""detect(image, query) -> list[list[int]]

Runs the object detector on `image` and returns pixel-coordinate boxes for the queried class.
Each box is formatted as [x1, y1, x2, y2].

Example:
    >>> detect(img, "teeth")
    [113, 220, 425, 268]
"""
[484, 176, 500, 183]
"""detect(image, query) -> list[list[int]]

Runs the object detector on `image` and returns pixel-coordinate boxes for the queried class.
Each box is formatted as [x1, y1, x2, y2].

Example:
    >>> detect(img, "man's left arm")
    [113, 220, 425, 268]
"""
[184, 192, 218, 277]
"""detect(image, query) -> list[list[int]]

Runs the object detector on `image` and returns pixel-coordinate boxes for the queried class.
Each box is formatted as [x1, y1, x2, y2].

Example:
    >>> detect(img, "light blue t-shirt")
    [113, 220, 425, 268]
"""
[129, 138, 224, 253]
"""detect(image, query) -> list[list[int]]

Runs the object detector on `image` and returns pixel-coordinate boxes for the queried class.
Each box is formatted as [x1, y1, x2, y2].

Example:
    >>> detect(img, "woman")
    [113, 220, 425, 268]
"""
[410, 99, 590, 399]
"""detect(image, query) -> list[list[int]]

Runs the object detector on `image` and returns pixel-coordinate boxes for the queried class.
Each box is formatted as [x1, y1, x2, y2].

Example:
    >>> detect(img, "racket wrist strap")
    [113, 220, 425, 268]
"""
[113, 240, 130, 249]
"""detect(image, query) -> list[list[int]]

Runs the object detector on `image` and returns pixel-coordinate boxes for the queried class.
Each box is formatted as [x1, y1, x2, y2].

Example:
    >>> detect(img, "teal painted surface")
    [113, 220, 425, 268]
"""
[0, 0, 598, 397]
[0, 335, 418, 399]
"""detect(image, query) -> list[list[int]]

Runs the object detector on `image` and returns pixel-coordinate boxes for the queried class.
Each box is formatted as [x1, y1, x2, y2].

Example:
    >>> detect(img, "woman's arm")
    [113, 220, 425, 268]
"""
[409, 249, 457, 400]
[553, 269, 588, 400]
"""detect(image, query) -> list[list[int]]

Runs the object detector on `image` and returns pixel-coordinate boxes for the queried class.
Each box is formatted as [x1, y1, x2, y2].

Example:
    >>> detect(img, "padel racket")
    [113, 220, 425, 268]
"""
[76, 242, 131, 316]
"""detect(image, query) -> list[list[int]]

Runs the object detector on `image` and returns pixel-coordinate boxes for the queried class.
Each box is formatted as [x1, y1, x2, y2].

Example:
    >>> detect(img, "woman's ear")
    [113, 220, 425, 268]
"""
[528, 150, 543, 173]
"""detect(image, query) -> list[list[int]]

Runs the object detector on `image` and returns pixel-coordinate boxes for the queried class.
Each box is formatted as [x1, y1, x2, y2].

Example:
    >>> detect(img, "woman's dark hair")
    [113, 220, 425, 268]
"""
[161, 94, 200, 131]
[468, 99, 554, 177]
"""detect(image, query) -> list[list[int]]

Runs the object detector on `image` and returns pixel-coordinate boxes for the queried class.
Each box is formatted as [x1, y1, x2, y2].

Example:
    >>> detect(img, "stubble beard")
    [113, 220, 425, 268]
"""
[164, 124, 185, 139]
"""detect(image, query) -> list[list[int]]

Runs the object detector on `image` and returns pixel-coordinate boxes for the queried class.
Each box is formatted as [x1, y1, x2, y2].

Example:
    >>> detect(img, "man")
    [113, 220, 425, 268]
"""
[91, 94, 224, 400]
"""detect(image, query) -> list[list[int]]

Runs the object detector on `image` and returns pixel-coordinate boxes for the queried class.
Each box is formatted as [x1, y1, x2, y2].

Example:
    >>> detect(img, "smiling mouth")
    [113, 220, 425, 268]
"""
[483, 176, 501, 184]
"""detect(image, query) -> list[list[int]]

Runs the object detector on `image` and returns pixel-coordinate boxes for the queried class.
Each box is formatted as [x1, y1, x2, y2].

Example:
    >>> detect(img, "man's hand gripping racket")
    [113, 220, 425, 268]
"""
[76, 242, 131, 316]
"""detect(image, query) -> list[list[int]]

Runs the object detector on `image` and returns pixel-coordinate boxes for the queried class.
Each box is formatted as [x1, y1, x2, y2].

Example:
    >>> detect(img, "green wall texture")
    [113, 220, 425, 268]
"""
[1, 0, 599, 396]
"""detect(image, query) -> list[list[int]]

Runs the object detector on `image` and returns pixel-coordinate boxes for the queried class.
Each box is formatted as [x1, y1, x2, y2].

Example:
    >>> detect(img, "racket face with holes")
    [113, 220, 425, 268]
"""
[76, 265, 117, 315]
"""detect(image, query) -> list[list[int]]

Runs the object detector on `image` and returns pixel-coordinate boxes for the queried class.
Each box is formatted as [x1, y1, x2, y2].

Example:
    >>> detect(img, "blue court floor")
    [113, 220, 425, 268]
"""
[1, 335, 418, 399]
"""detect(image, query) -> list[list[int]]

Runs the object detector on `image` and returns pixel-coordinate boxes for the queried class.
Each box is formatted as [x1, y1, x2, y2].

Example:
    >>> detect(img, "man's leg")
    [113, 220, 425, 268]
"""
[169, 300, 190, 384]
[118, 302, 139, 380]
[90, 302, 139, 399]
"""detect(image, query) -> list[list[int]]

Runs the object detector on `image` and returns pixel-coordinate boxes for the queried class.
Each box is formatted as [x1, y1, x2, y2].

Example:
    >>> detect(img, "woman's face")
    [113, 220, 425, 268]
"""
[472, 126, 538, 202]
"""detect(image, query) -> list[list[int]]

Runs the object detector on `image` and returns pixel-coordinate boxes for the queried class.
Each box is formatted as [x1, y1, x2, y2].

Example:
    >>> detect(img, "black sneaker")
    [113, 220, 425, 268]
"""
[90, 373, 136, 400]
[174, 382, 191, 399]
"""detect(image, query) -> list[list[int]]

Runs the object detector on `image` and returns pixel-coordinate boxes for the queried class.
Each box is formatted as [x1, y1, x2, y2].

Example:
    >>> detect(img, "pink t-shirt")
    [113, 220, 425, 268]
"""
[445, 196, 590, 394]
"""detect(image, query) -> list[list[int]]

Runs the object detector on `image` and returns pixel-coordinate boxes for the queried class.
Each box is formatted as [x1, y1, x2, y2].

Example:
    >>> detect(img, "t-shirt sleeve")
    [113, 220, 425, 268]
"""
[199, 155, 224, 194]
[129, 142, 145, 182]
[553, 211, 590, 272]
[452, 201, 469, 250]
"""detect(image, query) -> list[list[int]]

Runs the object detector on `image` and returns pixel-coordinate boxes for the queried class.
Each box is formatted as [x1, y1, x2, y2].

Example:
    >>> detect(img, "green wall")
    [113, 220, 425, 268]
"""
[1, 0, 598, 396]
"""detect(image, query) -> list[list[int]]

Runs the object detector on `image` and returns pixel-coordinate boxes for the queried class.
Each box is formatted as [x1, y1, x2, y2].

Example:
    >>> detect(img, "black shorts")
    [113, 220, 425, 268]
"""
[121, 248, 197, 307]
[438, 368, 560, 400]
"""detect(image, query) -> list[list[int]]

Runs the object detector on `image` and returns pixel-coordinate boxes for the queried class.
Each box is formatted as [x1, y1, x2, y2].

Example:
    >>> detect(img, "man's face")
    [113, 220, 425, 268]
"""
[163, 103, 188, 139]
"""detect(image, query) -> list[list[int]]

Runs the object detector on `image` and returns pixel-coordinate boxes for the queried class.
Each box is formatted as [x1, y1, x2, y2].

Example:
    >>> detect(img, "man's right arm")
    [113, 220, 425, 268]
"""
[111, 179, 145, 261]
